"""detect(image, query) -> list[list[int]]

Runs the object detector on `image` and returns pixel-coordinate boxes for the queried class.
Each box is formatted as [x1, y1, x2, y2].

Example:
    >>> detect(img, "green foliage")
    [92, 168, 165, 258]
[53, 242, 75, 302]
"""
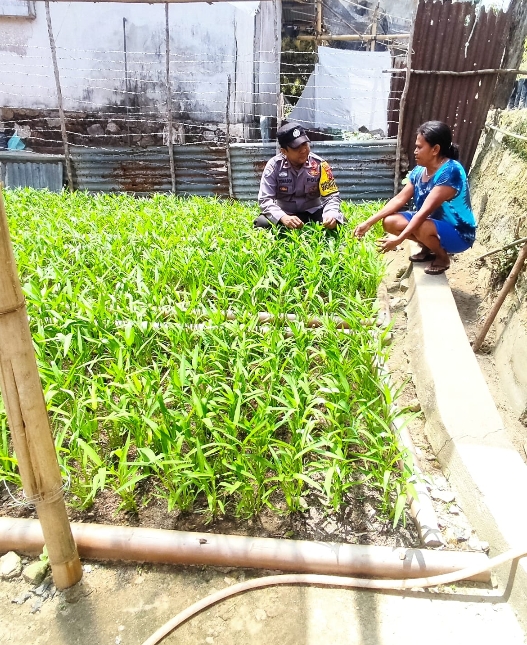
[489, 245, 519, 289]
[280, 37, 316, 105]
[0, 190, 410, 523]
[500, 112, 527, 162]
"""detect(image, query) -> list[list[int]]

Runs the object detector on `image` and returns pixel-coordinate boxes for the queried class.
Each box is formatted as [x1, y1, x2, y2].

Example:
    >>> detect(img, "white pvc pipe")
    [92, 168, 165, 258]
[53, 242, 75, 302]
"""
[0, 517, 489, 581]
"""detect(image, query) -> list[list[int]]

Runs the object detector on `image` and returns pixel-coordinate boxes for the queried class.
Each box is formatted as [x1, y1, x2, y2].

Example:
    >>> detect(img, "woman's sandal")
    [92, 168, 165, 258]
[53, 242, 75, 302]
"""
[409, 251, 436, 262]
[424, 263, 450, 275]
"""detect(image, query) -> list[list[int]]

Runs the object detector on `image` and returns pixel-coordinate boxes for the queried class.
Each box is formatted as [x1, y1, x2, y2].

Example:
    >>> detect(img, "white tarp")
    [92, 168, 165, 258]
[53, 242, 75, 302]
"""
[289, 47, 392, 135]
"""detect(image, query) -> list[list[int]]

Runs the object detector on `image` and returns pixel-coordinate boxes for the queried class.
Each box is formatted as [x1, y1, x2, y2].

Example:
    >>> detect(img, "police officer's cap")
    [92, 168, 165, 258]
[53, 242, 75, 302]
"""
[277, 123, 310, 149]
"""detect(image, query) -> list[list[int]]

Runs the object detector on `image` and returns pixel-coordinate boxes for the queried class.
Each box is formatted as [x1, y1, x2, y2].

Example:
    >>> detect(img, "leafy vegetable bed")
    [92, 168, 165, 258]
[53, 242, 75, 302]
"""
[0, 191, 409, 525]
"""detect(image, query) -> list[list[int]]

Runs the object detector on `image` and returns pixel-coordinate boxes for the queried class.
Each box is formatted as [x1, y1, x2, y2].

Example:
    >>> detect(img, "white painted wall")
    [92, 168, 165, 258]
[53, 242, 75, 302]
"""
[0, 1, 277, 124]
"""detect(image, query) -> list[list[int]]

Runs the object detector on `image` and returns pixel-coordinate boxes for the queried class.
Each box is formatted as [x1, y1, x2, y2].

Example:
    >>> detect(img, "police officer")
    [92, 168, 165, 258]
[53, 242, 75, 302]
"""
[255, 122, 343, 230]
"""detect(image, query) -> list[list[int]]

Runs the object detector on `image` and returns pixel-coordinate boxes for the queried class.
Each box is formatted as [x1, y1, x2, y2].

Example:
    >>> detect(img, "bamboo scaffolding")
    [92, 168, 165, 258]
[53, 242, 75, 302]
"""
[0, 187, 82, 590]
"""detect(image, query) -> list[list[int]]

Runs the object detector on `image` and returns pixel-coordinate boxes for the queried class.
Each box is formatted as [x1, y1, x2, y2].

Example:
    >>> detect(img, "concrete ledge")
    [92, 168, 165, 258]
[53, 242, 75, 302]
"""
[405, 260, 527, 626]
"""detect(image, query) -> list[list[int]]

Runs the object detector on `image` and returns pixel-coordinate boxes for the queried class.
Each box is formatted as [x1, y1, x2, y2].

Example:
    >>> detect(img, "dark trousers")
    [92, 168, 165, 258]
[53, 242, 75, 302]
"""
[254, 208, 324, 229]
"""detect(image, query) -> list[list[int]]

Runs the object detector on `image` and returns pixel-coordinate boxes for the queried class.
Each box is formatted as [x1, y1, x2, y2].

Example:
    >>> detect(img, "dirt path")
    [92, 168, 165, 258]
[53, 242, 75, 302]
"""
[447, 241, 527, 462]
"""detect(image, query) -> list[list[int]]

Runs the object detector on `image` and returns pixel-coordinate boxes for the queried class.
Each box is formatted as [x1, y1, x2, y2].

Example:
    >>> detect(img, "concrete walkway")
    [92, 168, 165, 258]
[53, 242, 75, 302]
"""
[405, 258, 527, 630]
[1, 560, 526, 645]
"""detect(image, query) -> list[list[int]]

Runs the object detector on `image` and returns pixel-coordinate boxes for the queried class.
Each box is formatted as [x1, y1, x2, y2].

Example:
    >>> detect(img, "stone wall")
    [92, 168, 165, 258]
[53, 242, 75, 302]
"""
[0, 107, 248, 154]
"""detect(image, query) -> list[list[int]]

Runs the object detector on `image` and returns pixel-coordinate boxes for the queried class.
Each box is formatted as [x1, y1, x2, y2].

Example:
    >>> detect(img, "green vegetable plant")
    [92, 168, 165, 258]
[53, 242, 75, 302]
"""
[0, 190, 411, 524]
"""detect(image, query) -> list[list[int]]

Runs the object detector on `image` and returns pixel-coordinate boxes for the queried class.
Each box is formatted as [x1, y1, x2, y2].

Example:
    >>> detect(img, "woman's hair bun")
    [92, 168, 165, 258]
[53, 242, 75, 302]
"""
[449, 142, 460, 161]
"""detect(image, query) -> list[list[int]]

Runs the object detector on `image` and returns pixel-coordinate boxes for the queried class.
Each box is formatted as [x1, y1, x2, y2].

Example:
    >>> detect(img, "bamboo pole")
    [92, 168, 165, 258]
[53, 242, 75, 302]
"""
[315, 0, 322, 37]
[370, 2, 380, 52]
[486, 124, 527, 143]
[393, 11, 416, 195]
[165, 3, 177, 194]
[274, 0, 282, 142]
[475, 235, 527, 261]
[225, 75, 234, 199]
[0, 187, 82, 590]
[44, 0, 270, 3]
[472, 241, 527, 353]
[384, 67, 527, 76]
[298, 33, 410, 42]
[45, 1, 74, 191]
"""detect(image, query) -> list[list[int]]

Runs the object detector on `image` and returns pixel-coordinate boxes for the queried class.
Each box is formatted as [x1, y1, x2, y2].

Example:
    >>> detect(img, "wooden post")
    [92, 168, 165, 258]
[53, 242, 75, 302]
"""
[45, 1, 74, 192]
[165, 3, 177, 194]
[273, 0, 282, 138]
[393, 6, 416, 195]
[370, 2, 380, 52]
[274, 0, 282, 150]
[0, 187, 82, 590]
[472, 241, 527, 353]
[316, 0, 322, 37]
[225, 75, 234, 199]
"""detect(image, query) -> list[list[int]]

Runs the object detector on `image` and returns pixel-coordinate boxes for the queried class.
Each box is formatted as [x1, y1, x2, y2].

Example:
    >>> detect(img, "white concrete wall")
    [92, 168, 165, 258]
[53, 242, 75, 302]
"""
[0, 1, 276, 124]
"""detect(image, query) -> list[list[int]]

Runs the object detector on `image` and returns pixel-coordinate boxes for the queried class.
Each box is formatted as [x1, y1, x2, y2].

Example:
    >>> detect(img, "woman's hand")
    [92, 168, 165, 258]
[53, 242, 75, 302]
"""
[376, 235, 401, 253]
[353, 221, 372, 238]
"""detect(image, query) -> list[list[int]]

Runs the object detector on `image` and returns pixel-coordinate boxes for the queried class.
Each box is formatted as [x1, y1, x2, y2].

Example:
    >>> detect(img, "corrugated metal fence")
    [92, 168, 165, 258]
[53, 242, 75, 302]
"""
[0, 150, 64, 192]
[1, 141, 396, 201]
[231, 141, 395, 201]
[391, 0, 511, 171]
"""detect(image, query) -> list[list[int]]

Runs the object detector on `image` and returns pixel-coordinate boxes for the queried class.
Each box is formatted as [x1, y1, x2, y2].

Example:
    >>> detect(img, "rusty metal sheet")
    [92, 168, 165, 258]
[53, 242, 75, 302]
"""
[71, 145, 229, 196]
[230, 140, 396, 201]
[396, 0, 511, 172]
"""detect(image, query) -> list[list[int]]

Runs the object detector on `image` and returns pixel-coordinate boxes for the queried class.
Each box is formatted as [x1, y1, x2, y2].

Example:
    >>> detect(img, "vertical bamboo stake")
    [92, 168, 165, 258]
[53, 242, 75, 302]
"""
[225, 75, 234, 199]
[393, 4, 417, 195]
[472, 241, 527, 353]
[45, 1, 74, 192]
[165, 3, 177, 194]
[316, 0, 322, 37]
[274, 0, 282, 152]
[370, 2, 380, 52]
[0, 187, 82, 590]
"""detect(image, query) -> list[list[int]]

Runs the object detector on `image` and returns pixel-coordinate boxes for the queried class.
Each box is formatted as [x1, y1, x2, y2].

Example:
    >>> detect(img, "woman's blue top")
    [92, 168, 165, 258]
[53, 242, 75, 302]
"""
[409, 159, 477, 244]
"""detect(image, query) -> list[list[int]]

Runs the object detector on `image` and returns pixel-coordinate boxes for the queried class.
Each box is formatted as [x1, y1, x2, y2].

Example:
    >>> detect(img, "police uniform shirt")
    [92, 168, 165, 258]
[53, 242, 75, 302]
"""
[258, 152, 342, 225]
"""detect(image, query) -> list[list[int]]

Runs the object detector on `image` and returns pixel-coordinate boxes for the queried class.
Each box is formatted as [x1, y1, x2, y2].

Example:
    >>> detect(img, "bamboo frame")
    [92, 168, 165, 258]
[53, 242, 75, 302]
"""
[0, 187, 82, 590]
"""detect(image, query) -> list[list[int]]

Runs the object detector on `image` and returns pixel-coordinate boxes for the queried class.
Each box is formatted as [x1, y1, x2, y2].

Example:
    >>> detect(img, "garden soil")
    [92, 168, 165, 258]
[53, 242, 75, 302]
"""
[1, 243, 527, 644]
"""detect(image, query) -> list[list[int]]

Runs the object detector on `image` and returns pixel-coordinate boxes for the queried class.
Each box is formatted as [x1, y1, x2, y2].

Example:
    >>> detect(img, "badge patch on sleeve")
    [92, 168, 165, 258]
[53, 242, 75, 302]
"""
[319, 161, 338, 196]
